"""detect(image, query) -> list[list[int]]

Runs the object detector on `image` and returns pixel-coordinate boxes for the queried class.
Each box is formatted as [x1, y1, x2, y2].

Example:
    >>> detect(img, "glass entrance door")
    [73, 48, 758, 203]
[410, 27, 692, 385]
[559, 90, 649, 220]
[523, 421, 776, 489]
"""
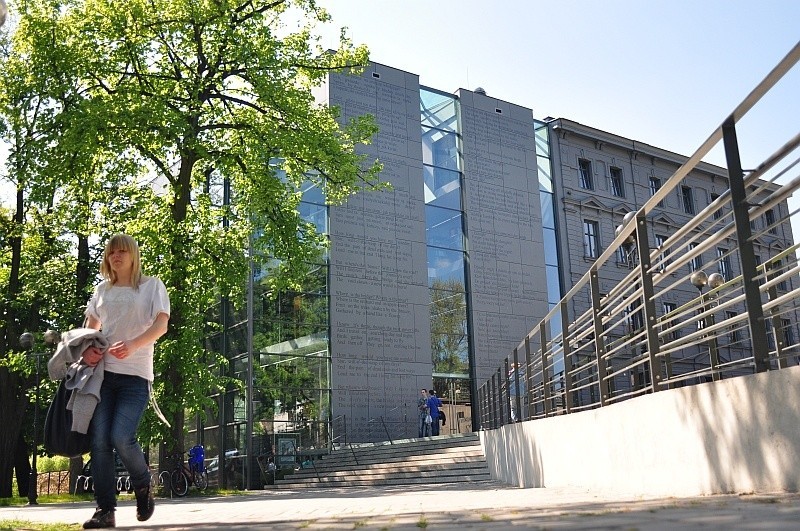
[432, 375, 472, 434]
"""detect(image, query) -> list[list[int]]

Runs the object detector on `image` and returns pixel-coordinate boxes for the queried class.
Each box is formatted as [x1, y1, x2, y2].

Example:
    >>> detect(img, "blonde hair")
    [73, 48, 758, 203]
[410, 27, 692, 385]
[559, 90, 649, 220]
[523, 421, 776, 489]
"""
[100, 234, 142, 288]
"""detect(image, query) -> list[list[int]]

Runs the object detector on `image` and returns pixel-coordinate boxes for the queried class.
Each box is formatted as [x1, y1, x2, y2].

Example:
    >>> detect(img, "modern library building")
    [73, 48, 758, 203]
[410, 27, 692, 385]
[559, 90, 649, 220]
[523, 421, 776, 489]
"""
[199, 60, 796, 482]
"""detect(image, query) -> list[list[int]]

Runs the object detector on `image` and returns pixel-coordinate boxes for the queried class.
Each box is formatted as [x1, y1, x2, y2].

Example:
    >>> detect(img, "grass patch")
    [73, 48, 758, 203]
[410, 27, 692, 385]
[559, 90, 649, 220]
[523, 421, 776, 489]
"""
[353, 521, 367, 529]
[0, 520, 80, 531]
[480, 513, 493, 522]
[0, 494, 93, 507]
[416, 515, 428, 528]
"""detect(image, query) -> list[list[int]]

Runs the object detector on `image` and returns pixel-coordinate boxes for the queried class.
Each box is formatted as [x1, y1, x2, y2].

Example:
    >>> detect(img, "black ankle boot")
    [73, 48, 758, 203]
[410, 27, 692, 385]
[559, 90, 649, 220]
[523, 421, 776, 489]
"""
[135, 484, 155, 521]
[83, 507, 115, 529]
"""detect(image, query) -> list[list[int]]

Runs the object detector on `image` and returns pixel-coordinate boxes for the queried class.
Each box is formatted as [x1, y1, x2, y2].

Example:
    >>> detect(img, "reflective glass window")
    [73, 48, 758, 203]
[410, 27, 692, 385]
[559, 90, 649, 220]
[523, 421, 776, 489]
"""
[540, 192, 554, 228]
[538, 157, 553, 193]
[299, 201, 327, 234]
[543, 228, 558, 267]
[546, 264, 561, 305]
[420, 89, 457, 132]
[427, 248, 465, 287]
[300, 179, 325, 205]
[426, 206, 463, 251]
[430, 289, 468, 374]
[422, 127, 459, 171]
[534, 123, 550, 158]
[423, 165, 461, 209]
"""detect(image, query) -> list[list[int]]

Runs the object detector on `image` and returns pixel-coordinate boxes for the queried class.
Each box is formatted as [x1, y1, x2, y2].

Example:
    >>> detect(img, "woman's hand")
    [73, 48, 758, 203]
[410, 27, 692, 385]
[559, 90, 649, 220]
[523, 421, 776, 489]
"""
[82, 346, 104, 367]
[108, 340, 135, 360]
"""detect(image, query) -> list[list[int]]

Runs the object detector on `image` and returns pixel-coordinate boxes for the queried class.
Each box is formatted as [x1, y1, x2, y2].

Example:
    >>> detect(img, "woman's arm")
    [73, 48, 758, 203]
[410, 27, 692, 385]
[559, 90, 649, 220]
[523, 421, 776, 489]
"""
[108, 312, 170, 360]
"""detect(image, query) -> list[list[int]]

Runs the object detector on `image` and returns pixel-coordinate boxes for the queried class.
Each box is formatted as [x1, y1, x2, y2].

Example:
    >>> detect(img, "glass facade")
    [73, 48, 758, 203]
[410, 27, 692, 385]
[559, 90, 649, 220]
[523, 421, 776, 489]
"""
[534, 120, 563, 370]
[198, 82, 562, 480]
[198, 171, 331, 489]
[422, 88, 473, 433]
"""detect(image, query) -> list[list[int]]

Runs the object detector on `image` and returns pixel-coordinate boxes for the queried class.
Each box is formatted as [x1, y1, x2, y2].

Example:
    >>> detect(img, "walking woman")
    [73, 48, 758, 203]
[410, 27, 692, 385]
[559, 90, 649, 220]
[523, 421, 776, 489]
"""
[80, 234, 170, 529]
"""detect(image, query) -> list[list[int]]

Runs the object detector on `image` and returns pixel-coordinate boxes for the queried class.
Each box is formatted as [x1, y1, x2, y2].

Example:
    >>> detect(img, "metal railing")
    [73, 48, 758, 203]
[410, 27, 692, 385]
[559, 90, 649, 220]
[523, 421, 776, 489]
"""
[478, 41, 800, 428]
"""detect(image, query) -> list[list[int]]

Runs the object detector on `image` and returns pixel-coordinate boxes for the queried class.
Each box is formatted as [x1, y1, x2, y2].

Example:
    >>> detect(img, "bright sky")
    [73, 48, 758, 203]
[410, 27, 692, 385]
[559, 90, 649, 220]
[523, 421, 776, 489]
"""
[2, 1, 798, 207]
[316, 0, 800, 170]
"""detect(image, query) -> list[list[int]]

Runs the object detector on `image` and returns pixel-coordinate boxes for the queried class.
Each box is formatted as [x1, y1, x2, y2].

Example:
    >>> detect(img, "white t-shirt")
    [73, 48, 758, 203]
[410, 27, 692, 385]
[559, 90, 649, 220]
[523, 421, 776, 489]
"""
[84, 276, 170, 381]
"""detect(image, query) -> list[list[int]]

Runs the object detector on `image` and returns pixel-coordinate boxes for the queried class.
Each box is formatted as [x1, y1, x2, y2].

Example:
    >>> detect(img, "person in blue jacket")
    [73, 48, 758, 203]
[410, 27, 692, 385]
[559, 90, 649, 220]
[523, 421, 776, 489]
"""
[427, 390, 443, 436]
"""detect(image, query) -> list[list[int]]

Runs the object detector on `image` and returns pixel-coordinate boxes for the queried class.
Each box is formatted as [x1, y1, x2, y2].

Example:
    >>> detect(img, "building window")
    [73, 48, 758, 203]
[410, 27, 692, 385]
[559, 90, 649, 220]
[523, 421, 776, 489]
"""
[782, 319, 795, 347]
[583, 220, 600, 258]
[578, 158, 593, 190]
[687, 242, 702, 272]
[610, 167, 624, 197]
[616, 245, 628, 265]
[663, 302, 679, 340]
[649, 176, 663, 206]
[754, 254, 764, 285]
[776, 258, 788, 291]
[726, 311, 740, 344]
[711, 193, 722, 220]
[655, 234, 670, 272]
[765, 208, 777, 234]
[681, 186, 695, 215]
[717, 247, 732, 281]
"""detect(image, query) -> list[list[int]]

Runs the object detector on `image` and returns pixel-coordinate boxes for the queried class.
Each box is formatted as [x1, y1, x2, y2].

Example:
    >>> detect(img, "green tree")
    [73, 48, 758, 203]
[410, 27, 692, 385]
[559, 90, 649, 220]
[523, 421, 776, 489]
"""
[1, 0, 381, 485]
[430, 279, 468, 374]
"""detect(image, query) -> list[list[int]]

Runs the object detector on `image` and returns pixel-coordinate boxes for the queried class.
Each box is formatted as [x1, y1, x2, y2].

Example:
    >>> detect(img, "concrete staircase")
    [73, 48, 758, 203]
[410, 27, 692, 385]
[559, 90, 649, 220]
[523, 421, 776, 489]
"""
[272, 432, 491, 488]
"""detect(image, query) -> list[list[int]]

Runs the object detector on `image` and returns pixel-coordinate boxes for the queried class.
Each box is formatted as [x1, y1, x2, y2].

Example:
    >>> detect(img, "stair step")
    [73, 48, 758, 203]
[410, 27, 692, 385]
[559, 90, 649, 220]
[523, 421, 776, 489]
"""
[286, 461, 489, 480]
[270, 432, 489, 489]
[272, 474, 493, 489]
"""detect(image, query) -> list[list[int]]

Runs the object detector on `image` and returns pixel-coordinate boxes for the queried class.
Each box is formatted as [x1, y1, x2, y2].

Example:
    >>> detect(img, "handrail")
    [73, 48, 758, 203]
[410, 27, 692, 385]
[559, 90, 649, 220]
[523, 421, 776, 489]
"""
[485, 40, 800, 428]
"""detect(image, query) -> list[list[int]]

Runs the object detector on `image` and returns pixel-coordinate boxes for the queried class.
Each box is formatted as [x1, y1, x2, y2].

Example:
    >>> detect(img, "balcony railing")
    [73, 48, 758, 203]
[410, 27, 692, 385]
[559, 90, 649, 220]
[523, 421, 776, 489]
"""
[477, 41, 800, 428]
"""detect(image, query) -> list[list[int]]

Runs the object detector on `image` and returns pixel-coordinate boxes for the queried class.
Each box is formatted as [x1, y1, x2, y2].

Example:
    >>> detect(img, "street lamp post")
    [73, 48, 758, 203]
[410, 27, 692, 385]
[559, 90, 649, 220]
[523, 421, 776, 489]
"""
[19, 329, 60, 505]
[690, 272, 724, 381]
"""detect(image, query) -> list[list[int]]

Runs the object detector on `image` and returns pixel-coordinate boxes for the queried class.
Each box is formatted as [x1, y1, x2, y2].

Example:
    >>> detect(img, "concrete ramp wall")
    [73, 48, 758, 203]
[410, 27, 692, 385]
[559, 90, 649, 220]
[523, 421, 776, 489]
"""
[480, 365, 800, 497]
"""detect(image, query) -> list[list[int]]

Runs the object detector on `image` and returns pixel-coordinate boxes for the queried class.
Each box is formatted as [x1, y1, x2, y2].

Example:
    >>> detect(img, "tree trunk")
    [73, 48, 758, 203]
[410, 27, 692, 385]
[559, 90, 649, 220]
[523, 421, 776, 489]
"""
[0, 187, 28, 498]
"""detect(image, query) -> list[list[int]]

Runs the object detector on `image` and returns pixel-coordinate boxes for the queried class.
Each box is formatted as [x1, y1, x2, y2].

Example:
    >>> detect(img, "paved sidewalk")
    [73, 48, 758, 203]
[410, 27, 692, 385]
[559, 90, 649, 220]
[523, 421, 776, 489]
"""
[2, 482, 800, 529]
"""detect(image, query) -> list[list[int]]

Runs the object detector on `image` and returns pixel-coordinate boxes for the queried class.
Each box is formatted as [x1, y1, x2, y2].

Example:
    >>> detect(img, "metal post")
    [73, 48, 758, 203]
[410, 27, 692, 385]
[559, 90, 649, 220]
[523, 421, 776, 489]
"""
[765, 262, 787, 369]
[634, 215, 663, 391]
[498, 366, 506, 426]
[722, 118, 770, 372]
[589, 268, 608, 407]
[540, 323, 551, 416]
[489, 372, 497, 429]
[560, 302, 573, 413]
[704, 292, 721, 381]
[504, 358, 512, 423]
[524, 336, 533, 421]
[512, 348, 521, 422]
[28, 353, 41, 505]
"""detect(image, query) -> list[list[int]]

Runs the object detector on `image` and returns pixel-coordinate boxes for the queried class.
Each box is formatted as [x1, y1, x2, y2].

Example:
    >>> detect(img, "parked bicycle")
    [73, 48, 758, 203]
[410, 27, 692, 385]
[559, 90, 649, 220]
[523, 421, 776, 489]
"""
[167, 445, 208, 496]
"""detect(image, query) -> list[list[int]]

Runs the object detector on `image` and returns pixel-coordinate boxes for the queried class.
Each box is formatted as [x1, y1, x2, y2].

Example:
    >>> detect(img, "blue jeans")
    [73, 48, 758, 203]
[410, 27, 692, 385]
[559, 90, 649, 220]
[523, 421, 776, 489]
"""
[89, 372, 150, 510]
[419, 414, 431, 437]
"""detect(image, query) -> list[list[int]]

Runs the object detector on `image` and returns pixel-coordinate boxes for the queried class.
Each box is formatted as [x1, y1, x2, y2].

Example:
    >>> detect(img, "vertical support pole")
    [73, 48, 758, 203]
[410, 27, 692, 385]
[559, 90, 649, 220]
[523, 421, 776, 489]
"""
[489, 371, 498, 429]
[560, 302, 573, 413]
[766, 262, 787, 369]
[634, 214, 663, 391]
[589, 267, 608, 407]
[477, 384, 485, 430]
[540, 324, 551, 416]
[723, 118, 770, 372]
[524, 336, 533, 420]
[705, 294, 721, 381]
[497, 367, 504, 426]
[504, 358, 512, 424]
[512, 347, 522, 422]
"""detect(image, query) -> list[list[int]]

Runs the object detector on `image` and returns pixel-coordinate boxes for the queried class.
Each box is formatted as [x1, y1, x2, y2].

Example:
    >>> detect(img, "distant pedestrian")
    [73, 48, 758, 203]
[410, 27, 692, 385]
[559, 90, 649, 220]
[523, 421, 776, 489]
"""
[417, 389, 430, 437]
[427, 390, 443, 436]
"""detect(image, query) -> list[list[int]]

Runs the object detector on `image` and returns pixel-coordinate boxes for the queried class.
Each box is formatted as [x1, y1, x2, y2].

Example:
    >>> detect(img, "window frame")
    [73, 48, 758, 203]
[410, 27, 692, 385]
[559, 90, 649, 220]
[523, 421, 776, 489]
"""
[578, 158, 594, 190]
[610, 166, 624, 197]
[583, 219, 600, 258]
